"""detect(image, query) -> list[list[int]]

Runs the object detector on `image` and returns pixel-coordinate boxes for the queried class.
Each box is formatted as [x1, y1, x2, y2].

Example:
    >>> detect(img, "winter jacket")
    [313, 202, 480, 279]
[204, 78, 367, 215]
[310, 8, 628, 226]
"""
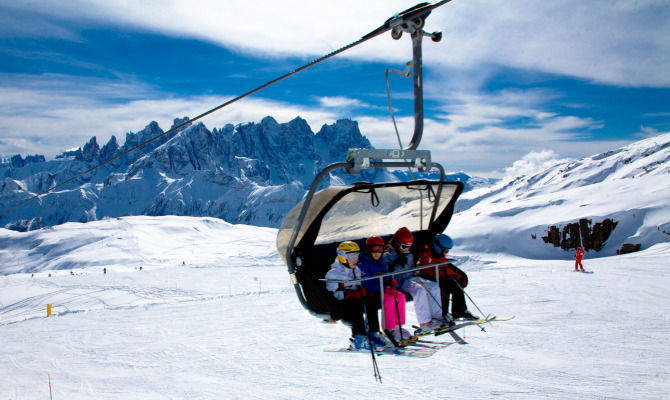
[325, 260, 363, 300]
[382, 247, 416, 284]
[357, 253, 388, 293]
[417, 246, 468, 288]
[574, 248, 585, 260]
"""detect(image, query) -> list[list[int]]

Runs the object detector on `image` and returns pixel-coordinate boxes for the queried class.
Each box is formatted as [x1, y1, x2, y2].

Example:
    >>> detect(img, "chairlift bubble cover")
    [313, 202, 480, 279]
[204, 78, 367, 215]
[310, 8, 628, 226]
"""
[277, 179, 463, 316]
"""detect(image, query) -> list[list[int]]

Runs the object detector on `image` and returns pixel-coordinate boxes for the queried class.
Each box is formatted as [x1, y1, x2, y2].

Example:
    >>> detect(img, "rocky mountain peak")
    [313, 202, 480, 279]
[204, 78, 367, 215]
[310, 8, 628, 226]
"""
[76, 137, 100, 163]
[0, 116, 379, 231]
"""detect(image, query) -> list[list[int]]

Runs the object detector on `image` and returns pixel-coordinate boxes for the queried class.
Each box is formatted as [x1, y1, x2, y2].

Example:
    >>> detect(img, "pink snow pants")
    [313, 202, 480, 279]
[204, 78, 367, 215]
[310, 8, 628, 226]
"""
[383, 288, 406, 330]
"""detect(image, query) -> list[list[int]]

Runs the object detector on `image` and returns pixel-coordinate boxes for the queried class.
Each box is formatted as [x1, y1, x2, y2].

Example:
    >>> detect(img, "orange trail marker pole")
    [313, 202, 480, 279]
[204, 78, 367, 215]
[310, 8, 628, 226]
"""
[48, 374, 53, 400]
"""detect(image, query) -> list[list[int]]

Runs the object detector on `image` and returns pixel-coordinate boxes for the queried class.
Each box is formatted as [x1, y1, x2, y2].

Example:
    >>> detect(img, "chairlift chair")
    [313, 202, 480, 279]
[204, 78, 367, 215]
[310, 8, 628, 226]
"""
[276, 1, 463, 318]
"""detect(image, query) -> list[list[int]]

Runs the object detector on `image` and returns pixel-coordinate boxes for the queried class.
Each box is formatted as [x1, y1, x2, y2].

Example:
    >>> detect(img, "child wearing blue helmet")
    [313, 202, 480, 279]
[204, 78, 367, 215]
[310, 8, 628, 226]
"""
[418, 234, 478, 320]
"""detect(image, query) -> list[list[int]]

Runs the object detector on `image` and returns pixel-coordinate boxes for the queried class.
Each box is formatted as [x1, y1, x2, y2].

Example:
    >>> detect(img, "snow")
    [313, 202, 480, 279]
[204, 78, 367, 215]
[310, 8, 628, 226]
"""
[449, 133, 670, 259]
[1, 133, 669, 398]
[1, 216, 669, 399]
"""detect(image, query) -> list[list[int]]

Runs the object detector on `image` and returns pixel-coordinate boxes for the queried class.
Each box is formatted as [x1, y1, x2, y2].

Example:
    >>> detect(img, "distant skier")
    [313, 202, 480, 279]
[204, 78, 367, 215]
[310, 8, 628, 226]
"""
[574, 247, 585, 271]
[417, 234, 478, 320]
[325, 241, 384, 351]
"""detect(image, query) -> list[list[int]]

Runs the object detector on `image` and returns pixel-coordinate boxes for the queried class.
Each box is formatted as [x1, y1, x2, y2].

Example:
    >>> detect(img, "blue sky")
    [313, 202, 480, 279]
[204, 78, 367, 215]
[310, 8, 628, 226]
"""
[0, 0, 668, 178]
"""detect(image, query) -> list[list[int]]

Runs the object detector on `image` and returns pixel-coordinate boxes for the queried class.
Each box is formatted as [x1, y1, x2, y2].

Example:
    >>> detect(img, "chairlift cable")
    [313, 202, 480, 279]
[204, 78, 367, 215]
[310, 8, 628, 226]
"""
[1, 0, 453, 218]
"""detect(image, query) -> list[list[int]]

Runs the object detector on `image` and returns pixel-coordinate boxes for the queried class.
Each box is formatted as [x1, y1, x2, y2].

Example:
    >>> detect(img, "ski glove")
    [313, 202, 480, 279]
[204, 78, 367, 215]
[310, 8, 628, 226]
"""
[345, 287, 366, 300]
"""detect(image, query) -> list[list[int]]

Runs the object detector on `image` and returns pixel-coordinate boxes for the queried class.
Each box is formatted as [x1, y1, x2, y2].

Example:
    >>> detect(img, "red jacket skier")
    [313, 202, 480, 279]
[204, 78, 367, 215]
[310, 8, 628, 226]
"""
[417, 234, 478, 320]
[574, 247, 585, 271]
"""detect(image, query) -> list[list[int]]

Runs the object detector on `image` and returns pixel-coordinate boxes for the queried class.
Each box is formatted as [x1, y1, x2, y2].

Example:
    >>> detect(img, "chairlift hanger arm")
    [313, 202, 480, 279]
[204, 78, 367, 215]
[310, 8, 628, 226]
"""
[384, 1, 448, 150]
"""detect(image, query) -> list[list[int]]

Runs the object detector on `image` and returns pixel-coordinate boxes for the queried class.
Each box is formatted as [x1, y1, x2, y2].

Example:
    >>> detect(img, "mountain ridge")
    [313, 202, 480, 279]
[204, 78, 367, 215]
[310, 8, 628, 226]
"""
[1, 116, 485, 231]
[449, 132, 670, 257]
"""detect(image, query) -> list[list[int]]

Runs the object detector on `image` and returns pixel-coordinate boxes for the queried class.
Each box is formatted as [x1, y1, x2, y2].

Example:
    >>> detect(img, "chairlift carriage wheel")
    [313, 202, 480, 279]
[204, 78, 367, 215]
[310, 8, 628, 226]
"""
[412, 17, 425, 31]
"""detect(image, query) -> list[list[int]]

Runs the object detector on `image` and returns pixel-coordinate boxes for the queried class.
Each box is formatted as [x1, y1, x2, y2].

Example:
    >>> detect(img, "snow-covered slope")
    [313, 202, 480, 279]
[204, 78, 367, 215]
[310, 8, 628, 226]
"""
[1, 132, 669, 397]
[0, 216, 668, 399]
[0, 216, 277, 276]
[448, 133, 670, 258]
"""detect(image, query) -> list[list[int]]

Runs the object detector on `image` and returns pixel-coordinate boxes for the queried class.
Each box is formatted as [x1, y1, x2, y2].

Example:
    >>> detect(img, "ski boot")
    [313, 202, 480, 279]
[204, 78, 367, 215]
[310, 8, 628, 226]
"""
[453, 310, 479, 321]
[351, 334, 370, 350]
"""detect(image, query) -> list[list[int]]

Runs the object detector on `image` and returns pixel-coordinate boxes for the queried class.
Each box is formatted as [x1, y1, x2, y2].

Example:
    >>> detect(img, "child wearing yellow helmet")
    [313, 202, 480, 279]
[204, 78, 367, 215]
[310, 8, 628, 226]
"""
[326, 241, 383, 350]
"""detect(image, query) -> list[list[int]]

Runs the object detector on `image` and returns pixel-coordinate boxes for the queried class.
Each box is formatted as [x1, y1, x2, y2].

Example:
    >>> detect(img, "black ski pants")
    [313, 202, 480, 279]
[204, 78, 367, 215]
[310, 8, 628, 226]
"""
[438, 278, 467, 317]
[331, 296, 381, 337]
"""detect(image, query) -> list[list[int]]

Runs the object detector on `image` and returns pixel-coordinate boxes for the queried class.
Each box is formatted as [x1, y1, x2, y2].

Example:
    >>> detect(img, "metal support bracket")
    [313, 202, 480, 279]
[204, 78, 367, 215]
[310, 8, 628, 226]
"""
[346, 148, 432, 174]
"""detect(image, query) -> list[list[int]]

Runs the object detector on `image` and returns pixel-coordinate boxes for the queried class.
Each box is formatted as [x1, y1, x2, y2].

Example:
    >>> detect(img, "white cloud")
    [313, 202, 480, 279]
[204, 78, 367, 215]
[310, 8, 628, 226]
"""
[317, 96, 365, 109]
[429, 0, 670, 87]
[359, 86, 619, 177]
[502, 150, 571, 181]
[634, 125, 670, 140]
[2, 0, 668, 87]
[4, 0, 670, 87]
[0, 73, 640, 180]
[0, 75, 339, 159]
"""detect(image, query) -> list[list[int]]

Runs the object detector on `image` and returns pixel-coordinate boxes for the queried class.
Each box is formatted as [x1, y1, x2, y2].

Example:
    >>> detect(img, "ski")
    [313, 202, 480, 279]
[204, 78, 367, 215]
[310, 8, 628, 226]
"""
[326, 345, 437, 358]
[436, 316, 496, 336]
[383, 328, 420, 348]
[416, 338, 456, 345]
[404, 341, 453, 350]
[412, 315, 496, 338]
[447, 330, 468, 344]
[489, 315, 515, 322]
[383, 328, 402, 348]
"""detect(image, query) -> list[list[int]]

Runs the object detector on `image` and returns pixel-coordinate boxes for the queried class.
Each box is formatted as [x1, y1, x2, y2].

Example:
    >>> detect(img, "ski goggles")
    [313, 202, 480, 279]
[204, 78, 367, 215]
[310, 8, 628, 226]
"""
[369, 246, 384, 254]
[337, 250, 360, 263]
[399, 243, 412, 251]
[435, 243, 451, 254]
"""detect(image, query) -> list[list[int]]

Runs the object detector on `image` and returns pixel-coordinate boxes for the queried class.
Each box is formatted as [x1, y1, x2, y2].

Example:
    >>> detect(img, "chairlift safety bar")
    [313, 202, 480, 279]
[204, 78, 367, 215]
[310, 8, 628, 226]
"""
[321, 261, 449, 329]
[319, 261, 446, 284]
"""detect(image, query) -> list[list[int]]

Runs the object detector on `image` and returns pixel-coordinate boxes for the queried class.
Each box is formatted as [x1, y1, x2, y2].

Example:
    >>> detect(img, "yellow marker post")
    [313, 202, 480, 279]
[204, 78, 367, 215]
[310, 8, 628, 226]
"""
[46, 304, 52, 317]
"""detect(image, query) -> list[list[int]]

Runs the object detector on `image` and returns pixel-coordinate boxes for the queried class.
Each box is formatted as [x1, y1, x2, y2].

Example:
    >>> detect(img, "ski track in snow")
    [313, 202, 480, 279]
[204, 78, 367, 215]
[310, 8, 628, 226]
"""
[1, 235, 669, 399]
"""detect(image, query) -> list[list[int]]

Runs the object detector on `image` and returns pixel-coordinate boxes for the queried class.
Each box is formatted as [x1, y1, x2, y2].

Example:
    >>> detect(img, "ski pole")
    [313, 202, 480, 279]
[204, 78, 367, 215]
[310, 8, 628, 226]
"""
[394, 294, 406, 343]
[429, 274, 487, 331]
[378, 276, 386, 331]
[362, 302, 382, 383]
[451, 277, 488, 323]
[412, 273, 452, 322]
